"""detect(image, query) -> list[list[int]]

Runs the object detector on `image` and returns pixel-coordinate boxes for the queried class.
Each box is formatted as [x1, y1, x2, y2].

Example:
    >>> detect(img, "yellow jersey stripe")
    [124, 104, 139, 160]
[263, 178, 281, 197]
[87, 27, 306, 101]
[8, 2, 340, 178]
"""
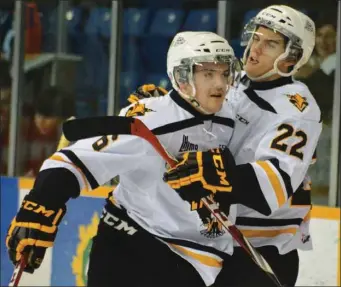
[257, 161, 286, 207]
[241, 227, 297, 238]
[170, 244, 222, 268]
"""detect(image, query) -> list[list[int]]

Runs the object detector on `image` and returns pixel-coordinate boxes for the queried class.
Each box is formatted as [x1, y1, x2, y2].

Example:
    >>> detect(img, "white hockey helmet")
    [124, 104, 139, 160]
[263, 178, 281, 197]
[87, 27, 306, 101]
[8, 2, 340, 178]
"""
[241, 5, 316, 79]
[167, 31, 240, 112]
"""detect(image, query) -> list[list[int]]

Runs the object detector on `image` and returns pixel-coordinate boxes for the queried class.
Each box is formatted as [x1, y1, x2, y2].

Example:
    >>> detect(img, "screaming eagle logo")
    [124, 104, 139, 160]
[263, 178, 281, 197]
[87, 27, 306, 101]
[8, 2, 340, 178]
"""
[192, 200, 225, 239]
[72, 212, 100, 286]
[287, 93, 308, 112]
[200, 216, 225, 239]
[125, 102, 155, 117]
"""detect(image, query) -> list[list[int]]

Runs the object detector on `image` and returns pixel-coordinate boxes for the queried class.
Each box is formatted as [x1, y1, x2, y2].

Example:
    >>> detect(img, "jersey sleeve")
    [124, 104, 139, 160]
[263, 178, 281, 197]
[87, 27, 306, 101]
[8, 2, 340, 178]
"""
[39, 104, 160, 192]
[234, 117, 322, 215]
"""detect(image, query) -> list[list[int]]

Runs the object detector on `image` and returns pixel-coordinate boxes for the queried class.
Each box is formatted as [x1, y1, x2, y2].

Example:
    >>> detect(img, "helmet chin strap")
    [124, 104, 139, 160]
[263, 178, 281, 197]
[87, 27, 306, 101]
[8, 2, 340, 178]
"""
[177, 88, 212, 115]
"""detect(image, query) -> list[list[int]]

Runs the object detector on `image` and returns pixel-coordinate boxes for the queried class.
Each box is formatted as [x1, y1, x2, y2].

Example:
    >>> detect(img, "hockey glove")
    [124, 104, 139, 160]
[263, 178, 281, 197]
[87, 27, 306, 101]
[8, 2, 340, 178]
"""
[6, 193, 66, 273]
[163, 148, 236, 208]
[127, 84, 168, 104]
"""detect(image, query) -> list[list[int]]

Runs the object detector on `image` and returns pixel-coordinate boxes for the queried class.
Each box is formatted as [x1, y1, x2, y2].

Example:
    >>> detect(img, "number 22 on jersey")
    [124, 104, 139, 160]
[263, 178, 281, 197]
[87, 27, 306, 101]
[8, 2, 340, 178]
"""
[270, 123, 307, 160]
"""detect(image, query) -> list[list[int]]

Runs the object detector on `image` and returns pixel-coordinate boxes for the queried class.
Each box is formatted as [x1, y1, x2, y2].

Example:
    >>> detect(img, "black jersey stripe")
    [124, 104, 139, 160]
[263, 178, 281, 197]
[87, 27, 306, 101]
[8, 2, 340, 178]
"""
[244, 88, 277, 114]
[157, 236, 227, 259]
[59, 150, 99, 189]
[234, 163, 272, 216]
[236, 217, 303, 227]
[291, 186, 312, 206]
[152, 117, 235, 135]
[152, 118, 204, 135]
[212, 116, 235, 128]
[268, 158, 294, 198]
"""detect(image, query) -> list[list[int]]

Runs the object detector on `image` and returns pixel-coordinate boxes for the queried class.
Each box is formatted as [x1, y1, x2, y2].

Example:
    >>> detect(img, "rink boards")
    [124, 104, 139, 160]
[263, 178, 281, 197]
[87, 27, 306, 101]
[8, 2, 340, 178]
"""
[0, 176, 340, 286]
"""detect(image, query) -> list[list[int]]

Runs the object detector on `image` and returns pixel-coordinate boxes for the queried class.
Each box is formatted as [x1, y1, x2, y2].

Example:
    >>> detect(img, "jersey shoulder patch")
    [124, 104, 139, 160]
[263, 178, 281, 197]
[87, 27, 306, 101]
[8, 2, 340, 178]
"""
[269, 82, 321, 121]
[285, 93, 309, 112]
[119, 94, 185, 131]
[125, 102, 156, 117]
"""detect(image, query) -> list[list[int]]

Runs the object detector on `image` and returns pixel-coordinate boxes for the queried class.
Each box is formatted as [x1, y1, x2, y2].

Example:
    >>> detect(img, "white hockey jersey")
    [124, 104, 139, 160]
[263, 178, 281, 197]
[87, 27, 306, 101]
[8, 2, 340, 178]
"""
[227, 74, 322, 254]
[40, 90, 235, 286]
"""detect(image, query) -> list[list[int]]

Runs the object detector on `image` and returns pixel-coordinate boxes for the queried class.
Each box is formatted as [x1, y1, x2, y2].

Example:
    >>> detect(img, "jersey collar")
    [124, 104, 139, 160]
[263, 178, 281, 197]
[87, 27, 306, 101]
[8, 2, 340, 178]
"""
[242, 75, 293, 90]
[170, 90, 214, 119]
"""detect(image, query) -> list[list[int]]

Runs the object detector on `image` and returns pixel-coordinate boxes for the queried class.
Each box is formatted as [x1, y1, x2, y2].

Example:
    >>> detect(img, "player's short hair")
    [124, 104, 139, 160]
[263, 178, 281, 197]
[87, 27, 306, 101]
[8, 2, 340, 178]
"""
[34, 86, 75, 119]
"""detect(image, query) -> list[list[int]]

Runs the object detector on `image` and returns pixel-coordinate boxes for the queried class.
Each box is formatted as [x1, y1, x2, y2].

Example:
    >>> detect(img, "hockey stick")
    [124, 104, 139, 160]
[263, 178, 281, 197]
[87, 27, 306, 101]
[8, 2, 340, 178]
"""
[63, 116, 283, 287]
[8, 253, 28, 287]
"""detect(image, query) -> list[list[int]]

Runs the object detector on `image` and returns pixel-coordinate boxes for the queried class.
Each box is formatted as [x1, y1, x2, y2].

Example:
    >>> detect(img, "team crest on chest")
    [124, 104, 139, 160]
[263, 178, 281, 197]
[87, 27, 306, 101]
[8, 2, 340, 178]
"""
[286, 93, 308, 112]
[125, 102, 155, 117]
[200, 216, 225, 239]
[179, 135, 198, 152]
[191, 200, 225, 239]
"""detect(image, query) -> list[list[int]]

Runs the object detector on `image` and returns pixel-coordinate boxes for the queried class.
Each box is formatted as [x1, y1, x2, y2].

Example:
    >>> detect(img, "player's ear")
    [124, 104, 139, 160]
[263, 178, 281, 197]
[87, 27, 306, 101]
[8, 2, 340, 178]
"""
[278, 59, 297, 73]
[283, 60, 296, 68]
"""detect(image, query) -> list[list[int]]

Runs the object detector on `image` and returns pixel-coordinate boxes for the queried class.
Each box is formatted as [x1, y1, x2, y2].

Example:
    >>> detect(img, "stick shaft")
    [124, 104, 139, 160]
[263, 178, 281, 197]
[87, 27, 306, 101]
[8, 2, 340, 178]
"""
[8, 255, 28, 287]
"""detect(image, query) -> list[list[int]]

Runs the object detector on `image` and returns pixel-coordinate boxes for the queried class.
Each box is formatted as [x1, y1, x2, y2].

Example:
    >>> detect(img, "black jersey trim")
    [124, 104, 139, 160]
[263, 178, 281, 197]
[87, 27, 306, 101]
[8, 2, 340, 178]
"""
[212, 116, 235, 128]
[236, 217, 303, 227]
[152, 118, 204, 135]
[151, 116, 234, 135]
[244, 88, 277, 114]
[59, 150, 99, 189]
[291, 186, 312, 206]
[234, 163, 272, 216]
[249, 76, 293, 90]
[268, 158, 294, 198]
[170, 90, 213, 117]
[157, 236, 227, 259]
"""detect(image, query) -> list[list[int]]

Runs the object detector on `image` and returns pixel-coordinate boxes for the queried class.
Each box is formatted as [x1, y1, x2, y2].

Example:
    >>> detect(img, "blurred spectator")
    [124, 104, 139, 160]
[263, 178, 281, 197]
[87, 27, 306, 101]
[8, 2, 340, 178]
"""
[0, 59, 12, 175]
[33, 86, 75, 137]
[300, 20, 337, 203]
[0, 59, 11, 130]
[301, 22, 337, 123]
[1, 2, 42, 64]
[0, 82, 75, 176]
[0, 7, 13, 58]
[21, 86, 75, 177]
[1, 19, 14, 62]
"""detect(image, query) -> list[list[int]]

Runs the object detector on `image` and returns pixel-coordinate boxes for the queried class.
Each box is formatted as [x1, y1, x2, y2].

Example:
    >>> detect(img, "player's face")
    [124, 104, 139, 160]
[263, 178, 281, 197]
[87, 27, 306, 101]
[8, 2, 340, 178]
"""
[244, 26, 294, 81]
[191, 62, 230, 113]
[315, 24, 336, 58]
[34, 114, 60, 135]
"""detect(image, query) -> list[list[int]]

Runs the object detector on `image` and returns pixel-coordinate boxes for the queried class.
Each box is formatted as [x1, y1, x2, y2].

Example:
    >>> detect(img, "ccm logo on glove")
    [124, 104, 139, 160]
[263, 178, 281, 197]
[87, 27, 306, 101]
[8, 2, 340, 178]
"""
[212, 151, 230, 187]
[22, 200, 56, 218]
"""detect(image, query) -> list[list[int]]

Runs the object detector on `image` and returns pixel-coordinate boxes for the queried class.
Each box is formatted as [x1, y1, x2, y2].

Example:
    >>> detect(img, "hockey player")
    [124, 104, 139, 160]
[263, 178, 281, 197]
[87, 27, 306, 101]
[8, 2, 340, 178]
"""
[6, 32, 242, 287]
[163, 5, 321, 287]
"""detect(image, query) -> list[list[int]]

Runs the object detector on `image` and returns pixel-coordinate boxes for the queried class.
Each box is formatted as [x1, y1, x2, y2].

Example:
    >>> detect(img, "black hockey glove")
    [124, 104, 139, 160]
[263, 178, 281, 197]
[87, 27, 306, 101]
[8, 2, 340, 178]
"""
[163, 148, 237, 211]
[6, 193, 66, 273]
[127, 84, 168, 104]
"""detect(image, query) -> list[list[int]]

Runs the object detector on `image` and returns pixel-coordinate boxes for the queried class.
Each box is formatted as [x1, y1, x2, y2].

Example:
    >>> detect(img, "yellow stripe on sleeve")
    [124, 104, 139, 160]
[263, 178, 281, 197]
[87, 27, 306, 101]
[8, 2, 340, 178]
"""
[257, 161, 286, 207]
[241, 227, 297, 238]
